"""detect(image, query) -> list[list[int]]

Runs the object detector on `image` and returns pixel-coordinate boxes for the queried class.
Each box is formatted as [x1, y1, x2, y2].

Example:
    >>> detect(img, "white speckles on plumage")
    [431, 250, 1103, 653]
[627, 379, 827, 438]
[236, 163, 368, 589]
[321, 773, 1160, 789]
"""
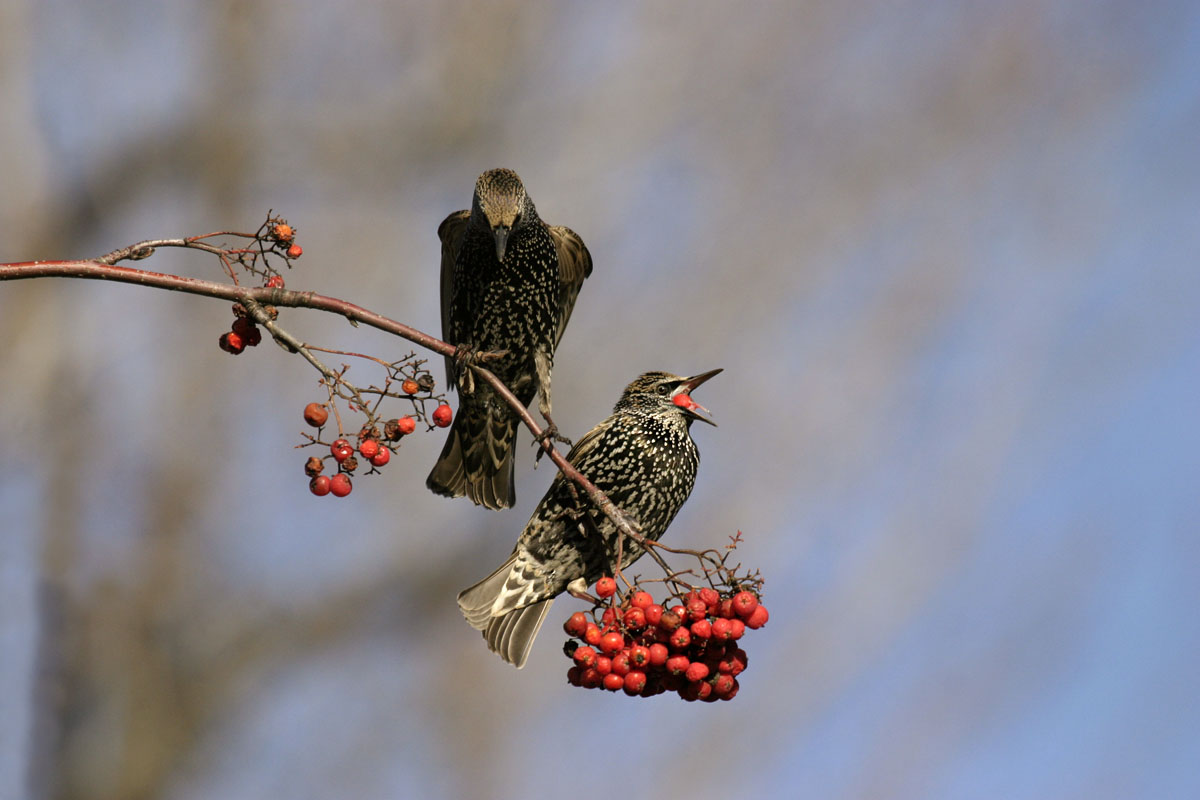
[457, 369, 721, 668]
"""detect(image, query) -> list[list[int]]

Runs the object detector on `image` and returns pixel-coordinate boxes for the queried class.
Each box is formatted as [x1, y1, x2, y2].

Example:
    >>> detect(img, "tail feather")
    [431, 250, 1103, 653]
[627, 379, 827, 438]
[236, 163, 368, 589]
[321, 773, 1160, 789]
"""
[426, 405, 517, 510]
[458, 552, 554, 669]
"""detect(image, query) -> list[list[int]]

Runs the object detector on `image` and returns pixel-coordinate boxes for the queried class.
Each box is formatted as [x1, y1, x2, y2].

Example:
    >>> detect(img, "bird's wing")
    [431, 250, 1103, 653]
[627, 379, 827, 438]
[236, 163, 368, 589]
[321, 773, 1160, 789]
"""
[438, 210, 471, 387]
[547, 225, 593, 347]
[562, 417, 609, 468]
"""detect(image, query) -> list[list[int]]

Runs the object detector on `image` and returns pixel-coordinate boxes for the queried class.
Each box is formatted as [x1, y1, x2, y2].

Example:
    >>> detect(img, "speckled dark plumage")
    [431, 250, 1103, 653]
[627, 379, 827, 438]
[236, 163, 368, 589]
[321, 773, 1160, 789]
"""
[427, 168, 592, 510]
[457, 369, 721, 668]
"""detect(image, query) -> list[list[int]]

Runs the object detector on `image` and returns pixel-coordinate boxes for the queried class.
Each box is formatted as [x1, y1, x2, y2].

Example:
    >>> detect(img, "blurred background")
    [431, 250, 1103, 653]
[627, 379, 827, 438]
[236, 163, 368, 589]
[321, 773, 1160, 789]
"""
[2, 1, 1198, 798]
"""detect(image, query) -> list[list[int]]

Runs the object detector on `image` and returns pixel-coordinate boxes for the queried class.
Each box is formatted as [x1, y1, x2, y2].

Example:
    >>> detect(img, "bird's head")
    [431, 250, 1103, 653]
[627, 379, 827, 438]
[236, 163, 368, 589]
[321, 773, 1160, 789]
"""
[617, 369, 722, 426]
[471, 168, 537, 263]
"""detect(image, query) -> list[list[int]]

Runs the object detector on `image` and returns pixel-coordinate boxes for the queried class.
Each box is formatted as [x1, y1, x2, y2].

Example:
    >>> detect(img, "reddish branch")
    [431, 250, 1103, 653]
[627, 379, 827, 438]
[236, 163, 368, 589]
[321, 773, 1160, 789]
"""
[0, 249, 656, 555]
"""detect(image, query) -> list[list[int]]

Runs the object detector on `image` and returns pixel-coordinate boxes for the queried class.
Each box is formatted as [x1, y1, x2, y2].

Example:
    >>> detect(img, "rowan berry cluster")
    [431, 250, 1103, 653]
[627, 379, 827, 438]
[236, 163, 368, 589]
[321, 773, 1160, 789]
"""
[563, 580, 767, 701]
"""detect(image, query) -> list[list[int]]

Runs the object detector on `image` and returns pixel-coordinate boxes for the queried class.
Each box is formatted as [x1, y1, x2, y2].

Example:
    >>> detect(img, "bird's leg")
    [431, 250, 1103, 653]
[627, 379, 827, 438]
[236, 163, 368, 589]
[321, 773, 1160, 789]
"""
[533, 351, 572, 463]
[453, 344, 509, 395]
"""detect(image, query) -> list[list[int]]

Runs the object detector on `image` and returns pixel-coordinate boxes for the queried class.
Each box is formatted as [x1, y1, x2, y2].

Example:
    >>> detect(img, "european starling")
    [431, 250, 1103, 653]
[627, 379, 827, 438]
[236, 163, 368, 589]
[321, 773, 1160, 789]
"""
[426, 168, 592, 510]
[457, 368, 721, 668]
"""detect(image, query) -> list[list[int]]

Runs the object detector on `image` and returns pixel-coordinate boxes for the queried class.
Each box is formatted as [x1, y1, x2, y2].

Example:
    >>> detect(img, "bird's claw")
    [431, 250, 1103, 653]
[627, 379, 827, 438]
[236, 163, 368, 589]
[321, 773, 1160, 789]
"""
[533, 421, 572, 465]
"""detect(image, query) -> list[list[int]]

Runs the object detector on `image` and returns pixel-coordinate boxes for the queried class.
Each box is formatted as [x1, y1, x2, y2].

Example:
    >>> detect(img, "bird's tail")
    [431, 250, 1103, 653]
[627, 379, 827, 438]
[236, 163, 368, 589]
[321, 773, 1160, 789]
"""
[457, 552, 554, 669]
[426, 402, 517, 510]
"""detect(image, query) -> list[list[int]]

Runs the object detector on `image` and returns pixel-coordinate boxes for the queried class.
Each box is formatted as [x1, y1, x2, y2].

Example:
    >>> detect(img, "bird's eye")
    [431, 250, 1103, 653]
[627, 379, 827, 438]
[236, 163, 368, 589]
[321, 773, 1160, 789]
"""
[657, 383, 673, 396]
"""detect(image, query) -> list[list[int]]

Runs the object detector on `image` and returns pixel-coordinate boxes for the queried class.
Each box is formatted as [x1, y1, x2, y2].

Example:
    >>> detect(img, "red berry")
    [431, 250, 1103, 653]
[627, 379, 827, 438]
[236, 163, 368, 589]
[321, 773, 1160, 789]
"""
[595, 577, 617, 598]
[583, 623, 602, 646]
[716, 598, 736, 618]
[628, 645, 651, 668]
[610, 651, 632, 676]
[686, 597, 708, 621]
[711, 617, 734, 641]
[718, 649, 748, 677]
[644, 604, 665, 626]
[594, 656, 612, 676]
[331, 439, 353, 462]
[623, 671, 648, 695]
[669, 627, 691, 650]
[728, 619, 745, 639]
[329, 473, 352, 497]
[631, 590, 653, 609]
[601, 606, 619, 628]
[745, 604, 769, 629]
[690, 619, 712, 640]
[719, 678, 739, 700]
[698, 587, 720, 608]
[231, 316, 256, 339]
[286, 243, 303, 259]
[396, 415, 417, 436]
[369, 447, 390, 467]
[572, 645, 597, 668]
[304, 403, 328, 427]
[242, 325, 262, 346]
[665, 655, 690, 676]
[684, 662, 710, 683]
[602, 673, 624, 691]
[712, 673, 736, 696]
[581, 668, 603, 689]
[309, 475, 331, 496]
[358, 439, 380, 459]
[432, 404, 453, 427]
[732, 591, 759, 618]
[623, 607, 646, 631]
[566, 666, 583, 687]
[648, 643, 669, 667]
[599, 631, 624, 655]
[401, 378, 420, 395]
[563, 612, 589, 638]
[266, 275, 285, 289]
[670, 604, 688, 620]
[219, 331, 245, 354]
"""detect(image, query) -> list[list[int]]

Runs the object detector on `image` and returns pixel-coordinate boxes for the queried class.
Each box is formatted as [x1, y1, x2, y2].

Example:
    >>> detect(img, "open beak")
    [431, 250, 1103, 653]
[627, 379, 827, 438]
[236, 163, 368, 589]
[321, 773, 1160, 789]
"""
[674, 368, 722, 426]
[492, 226, 510, 262]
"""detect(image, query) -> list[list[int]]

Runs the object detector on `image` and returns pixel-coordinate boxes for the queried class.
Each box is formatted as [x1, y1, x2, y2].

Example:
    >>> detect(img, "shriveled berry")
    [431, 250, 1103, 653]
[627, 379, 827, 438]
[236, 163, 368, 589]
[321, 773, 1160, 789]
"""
[286, 243, 303, 259]
[304, 403, 328, 427]
[309, 475, 331, 496]
[599, 631, 624, 655]
[265, 275, 285, 289]
[657, 610, 681, 632]
[630, 590, 654, 609]
[271, 223, 294, 242]
[369, 447, 390, 467]
[358, 439, 380, 459]
[623, 671, 648, 695]
[644, 604, 665, 626]
[745, 604, 769, 629]
[595, 577, 617, 598]
[432, 404, 453, 428]
[401, 378, 420, 395]
[329, 473, 352, 497]
[684, 662, 710, 683]
[304, 456, 325, 477]
[698, 587, 720, 608]
[732, 591, 759, 618]
[242, 325, 262, 346]
[339, 455, 359, 473]
[231, 316, 256, 339]
[602, 673, 624, 691]
[563, 611, 589, 638]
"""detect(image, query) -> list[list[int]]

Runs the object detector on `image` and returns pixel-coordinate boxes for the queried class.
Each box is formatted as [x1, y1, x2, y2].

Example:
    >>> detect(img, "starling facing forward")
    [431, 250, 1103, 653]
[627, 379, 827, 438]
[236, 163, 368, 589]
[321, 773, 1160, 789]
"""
[458, 369, 721, 668]
[427, 168, 592, 510]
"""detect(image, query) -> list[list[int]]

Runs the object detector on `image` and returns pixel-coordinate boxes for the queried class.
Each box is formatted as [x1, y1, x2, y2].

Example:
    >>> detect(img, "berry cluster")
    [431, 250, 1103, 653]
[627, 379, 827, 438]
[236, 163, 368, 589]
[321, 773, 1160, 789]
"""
[218, 308, 265, 355]
[563, 580, 768, 702]
[299, 393, 453, 498]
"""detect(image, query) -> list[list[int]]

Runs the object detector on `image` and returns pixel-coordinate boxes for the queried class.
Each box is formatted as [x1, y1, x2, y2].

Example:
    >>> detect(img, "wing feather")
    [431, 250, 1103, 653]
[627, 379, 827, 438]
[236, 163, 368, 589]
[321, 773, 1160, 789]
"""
[438, 210, 471, 387]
